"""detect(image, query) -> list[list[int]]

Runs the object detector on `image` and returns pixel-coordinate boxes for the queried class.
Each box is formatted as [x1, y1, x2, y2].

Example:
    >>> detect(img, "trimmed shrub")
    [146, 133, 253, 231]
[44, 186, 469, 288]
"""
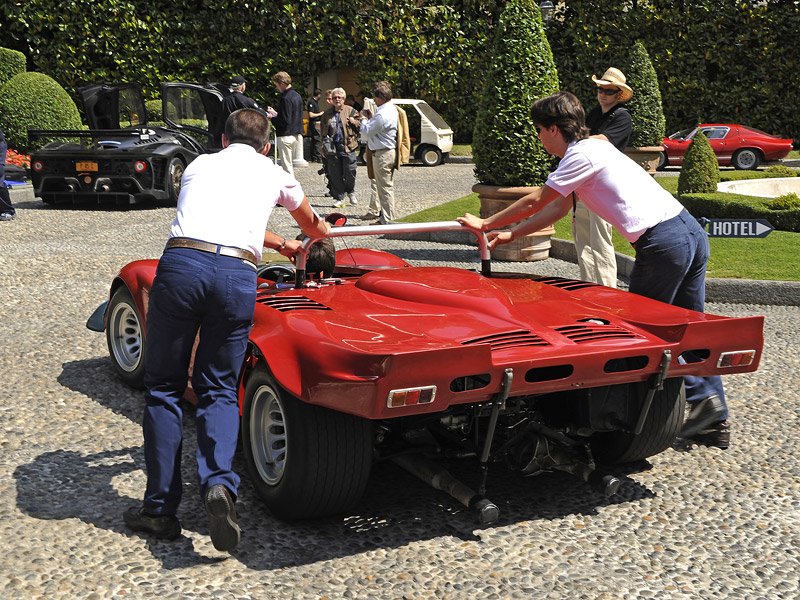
[625, 41, 665, 148]
[472, 0, 559, 186]
[769, 193, 800, 211]
[145, 99, 163, 123]
[763, 165, 798, 178]
[0, 47, 25, 87]
[678, 192, 800, 233]
[0, 72, 82, 152]
[678, 131, 719, 195]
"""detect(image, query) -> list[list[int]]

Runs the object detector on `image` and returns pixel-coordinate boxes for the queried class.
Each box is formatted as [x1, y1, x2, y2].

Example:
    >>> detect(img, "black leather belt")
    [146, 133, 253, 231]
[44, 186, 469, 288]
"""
[166, 237, 259, 267]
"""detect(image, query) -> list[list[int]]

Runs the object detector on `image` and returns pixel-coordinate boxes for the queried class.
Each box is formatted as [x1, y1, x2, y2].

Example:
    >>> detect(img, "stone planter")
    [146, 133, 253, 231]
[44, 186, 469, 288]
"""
[472, 183, 554, 262]
[624, 146, 664, 175]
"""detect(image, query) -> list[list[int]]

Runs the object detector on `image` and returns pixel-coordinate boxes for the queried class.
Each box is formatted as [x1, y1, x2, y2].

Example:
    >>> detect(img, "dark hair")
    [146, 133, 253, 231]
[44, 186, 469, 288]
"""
[372, 81, 393, 102]
[225, 108, 271, 151]
[313, 88, 322, 96]
[530, 91, 590, 143]
[296, 235, 336, 278]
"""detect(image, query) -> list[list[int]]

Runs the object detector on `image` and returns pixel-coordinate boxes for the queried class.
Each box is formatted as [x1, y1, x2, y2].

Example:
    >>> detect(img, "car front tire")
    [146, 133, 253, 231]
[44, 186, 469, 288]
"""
[591, 377, 685, 464]
[106, 286, 146, 389]
[166, 157, 185, 204]
[732, 148, 761, 170]
[417, 145, 443, 167]
[656, 151, 668, 171]
[242, 367, 373, 519]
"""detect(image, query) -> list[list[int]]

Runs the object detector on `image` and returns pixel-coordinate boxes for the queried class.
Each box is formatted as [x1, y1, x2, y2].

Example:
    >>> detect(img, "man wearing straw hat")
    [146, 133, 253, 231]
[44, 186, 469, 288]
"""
[572, 67, 634, 288]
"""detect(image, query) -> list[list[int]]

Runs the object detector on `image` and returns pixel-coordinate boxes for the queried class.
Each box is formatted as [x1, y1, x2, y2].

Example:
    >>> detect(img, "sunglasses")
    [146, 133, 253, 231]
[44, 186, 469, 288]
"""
[598, 88, 619, 96]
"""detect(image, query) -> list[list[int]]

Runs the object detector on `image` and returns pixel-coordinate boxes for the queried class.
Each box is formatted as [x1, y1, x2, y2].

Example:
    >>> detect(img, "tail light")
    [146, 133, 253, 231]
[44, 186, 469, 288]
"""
[134, 160, 148, 173]
[32, 160, 44, 172]
[387, 386, 436, 408]
[717, 350, 756, 368]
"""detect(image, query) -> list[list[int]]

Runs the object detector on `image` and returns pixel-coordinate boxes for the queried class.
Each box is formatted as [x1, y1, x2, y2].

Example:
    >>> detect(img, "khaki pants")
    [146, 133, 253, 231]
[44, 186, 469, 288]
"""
[368, 147, 396, 223]
[276, 134, 304, 175]
[572, 201, 618, 287]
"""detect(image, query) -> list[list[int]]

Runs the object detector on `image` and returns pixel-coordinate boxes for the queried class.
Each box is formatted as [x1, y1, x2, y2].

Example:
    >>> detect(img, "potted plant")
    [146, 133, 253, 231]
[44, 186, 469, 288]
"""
[471, 0, 560, 261]
[623, 40, 666, 174]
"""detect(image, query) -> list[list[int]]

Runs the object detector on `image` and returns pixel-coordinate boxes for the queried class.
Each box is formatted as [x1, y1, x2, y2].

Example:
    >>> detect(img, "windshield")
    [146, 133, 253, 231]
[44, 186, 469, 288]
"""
[415, 102, 451, 130]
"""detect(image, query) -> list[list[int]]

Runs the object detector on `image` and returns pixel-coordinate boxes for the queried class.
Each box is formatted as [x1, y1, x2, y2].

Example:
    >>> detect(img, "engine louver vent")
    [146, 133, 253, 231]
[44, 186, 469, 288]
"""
[536, 276, 599, 291]
[554, 323, 640, 343]
[257, 295, 331, 312]
[461, 330, 548, 350]
[134, 134, 162, 145]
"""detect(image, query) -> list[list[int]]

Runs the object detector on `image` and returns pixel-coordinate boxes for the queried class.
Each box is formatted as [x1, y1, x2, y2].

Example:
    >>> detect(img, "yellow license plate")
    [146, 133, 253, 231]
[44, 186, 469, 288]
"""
[76, 161, 98, 172]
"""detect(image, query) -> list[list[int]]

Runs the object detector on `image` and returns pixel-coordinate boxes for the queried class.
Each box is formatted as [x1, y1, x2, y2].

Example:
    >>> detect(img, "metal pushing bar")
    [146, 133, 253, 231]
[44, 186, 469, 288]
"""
[633, 349, 672, 435]
[477, 368, 514, 497]
[294, 220, 492, 288]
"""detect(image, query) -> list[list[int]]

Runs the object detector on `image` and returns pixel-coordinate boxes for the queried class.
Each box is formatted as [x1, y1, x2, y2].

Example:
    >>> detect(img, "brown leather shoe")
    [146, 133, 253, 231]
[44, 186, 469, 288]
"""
[123, 506, 181, 540]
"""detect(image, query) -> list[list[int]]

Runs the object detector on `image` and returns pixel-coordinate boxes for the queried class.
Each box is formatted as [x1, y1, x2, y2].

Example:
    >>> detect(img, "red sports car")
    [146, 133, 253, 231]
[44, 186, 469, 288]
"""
[88, 221, 764, 523]
[658, 124, 793, 170]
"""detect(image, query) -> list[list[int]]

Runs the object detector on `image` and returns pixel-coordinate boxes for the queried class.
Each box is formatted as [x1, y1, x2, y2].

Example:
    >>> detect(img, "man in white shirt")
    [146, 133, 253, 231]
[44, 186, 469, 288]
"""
[353, 81, 398, 224]
[123, 108, 330, 552]
[459, 91, 729, 451]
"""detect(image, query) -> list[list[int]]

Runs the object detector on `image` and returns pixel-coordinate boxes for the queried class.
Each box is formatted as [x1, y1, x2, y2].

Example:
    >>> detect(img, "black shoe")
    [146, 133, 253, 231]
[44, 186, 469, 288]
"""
[679, 395, 726, 439]
[123, 506, 181, 540]
[674, 420, 730, 450]
[205, 485, 240, 552]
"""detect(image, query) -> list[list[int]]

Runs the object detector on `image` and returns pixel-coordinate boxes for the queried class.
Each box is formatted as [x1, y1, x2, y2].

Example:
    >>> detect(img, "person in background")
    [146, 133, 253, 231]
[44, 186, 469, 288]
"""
[271, 71, 305, 176]
[222, 76, 261, 117]
[306, 88, 324, 162]
[0, 127, 15, 221]
[122, 108, 330, 552]
[458, 91, 730, 450]
[572, 67, 634, 288]
[320, 88, 360, 209]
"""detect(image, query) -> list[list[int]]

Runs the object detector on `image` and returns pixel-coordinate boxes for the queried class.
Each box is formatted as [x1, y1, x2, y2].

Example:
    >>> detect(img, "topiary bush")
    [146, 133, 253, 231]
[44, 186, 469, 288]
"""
[769, 193, 800, 211]
[678, 130, 719, 195]
[0, 72, 83, 152]
[624, 40, 665, 148]
[763, 165, 798, 178]
[0, 47, 26, 88]
[472, 0, 559, 186]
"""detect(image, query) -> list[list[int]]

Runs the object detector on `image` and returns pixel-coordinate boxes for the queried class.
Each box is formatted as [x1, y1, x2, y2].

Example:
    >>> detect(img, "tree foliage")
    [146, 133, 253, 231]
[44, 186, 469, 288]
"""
[678, 130, 720, 195]
[472, 0, 559, 186]
[624, 41, 665, 148]
[0, 47, 26, 87]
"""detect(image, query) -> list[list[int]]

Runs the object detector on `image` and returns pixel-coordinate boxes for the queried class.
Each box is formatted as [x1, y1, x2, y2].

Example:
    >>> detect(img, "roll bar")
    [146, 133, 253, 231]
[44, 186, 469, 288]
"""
[293, 221, 491, 288]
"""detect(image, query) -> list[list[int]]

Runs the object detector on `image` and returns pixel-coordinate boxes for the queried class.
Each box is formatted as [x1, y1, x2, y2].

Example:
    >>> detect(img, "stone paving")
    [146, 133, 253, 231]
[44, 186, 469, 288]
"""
[0, 163, 798, 599]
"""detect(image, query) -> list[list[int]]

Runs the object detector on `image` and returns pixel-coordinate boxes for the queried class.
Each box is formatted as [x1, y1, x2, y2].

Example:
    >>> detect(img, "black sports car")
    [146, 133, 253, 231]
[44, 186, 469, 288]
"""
[29, 82, 229, 206]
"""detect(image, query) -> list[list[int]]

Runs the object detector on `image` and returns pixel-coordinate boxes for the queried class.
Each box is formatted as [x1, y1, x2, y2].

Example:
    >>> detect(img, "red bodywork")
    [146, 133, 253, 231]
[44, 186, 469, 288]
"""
[661, 123, 793, 168]
[110, 248, 763, 420]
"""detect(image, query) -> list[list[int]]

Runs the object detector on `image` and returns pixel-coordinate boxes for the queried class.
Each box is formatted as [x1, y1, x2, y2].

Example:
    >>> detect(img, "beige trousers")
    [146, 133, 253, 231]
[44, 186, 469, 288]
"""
[368, 147, 396, 223]
[572, 201, 618, 287]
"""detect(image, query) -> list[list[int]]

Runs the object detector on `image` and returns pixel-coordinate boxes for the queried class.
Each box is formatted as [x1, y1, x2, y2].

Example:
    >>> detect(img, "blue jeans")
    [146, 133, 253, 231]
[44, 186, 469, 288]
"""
[629, 210, 727, 417]
[0, 140, 14, 215]
[142, 247, 256, 515]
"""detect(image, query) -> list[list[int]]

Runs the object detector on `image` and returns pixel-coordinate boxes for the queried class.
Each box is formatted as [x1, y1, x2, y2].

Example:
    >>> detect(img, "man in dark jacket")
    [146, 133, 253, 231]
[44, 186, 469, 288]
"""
[271, 71, 305, 175]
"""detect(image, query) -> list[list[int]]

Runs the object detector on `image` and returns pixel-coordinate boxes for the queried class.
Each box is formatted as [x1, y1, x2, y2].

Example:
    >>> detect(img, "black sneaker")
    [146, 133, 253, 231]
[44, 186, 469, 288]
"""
[123, 506, 181, 540]
[679, 395, 726, 439]
[204, 485, 240, 552]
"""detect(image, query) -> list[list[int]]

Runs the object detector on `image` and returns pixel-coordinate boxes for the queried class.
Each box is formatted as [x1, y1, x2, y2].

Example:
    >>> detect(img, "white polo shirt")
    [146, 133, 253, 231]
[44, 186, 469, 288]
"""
[169, 143, 305, 258]
[546, 138, 683, 242]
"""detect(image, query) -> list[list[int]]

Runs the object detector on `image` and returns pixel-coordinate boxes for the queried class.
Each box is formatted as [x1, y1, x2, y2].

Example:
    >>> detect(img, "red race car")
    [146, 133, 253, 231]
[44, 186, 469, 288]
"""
[88, 221, 763, 523]
[658, 124, 793, 170]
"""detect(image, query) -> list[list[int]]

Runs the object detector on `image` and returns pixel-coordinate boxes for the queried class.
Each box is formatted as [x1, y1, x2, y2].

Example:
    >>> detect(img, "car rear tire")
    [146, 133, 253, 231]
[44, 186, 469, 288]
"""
[732, 148, 761, 170]
[656, 151, 668, 171]
[166, 157, 185, 204]
[591, 377, 685, 464]
[417, 145, 443, 167]
[106, 286, 146, 389]
[242, 367, 373, 519]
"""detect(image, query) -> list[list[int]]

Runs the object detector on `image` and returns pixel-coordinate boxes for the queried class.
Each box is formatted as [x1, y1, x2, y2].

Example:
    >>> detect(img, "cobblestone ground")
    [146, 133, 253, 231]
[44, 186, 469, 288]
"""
[0, 163, 798, 599]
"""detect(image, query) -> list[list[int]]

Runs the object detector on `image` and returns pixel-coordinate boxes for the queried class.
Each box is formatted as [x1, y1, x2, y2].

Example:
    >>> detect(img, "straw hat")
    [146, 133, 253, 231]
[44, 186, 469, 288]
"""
[591, 67, 633, 103]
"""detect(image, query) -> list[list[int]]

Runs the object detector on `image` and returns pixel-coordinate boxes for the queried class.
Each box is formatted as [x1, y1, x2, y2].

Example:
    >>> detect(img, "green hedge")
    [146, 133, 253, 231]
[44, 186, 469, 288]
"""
[0, 47, 26, 87]
[0, 72, 82, 152]
[678, 131, 719, 195]
[679, 192, 800, 233]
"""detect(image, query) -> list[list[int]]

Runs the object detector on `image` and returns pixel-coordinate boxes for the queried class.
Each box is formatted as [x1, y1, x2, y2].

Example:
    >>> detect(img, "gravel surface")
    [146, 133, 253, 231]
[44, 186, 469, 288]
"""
[1, 163, 798, 599]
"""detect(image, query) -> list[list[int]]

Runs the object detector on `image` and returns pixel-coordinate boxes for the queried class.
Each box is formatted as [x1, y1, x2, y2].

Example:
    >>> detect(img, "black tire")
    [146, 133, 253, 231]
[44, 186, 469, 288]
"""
[106, 286, 146, 389]
[418, 145, 443, 167]
[732, 148, 761, 170]
[656, 151, 668, 171]
[166, 157, 185, 204]
[592, 377, 685, 464]
[242, 367, 373, 519]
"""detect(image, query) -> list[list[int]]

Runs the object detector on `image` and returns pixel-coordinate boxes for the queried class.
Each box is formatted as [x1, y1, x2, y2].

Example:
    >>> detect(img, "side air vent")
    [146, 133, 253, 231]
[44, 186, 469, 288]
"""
[554, 323, 640, 343]
[461, 330, 548, 350]
[134, 134, 162, 145]
[536, 276, 599, 291]
[257, 295, 331, 312]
